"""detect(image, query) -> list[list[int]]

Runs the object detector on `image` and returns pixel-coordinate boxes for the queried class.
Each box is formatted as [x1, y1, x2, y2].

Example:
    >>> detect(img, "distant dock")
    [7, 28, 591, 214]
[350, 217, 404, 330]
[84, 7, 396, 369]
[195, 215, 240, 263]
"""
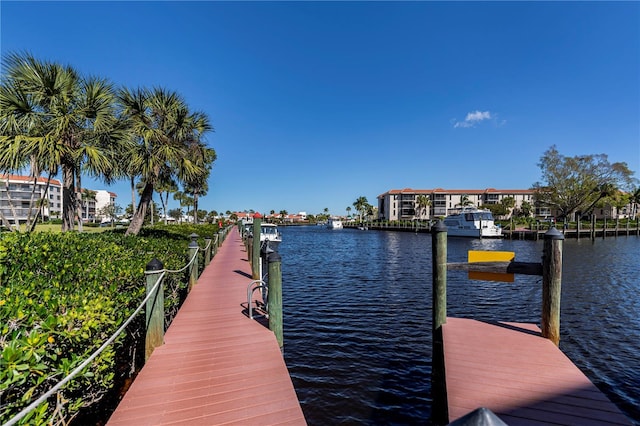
[430, 224, 632, 425]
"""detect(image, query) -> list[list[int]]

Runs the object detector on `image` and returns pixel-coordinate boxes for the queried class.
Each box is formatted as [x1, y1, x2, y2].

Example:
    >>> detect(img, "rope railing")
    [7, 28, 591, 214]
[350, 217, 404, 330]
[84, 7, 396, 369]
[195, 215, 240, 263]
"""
[3, 270, 166, 426]
[153, 247, 199, 275]
[2, 229, 230, 426]
[199, 236, 214, 252]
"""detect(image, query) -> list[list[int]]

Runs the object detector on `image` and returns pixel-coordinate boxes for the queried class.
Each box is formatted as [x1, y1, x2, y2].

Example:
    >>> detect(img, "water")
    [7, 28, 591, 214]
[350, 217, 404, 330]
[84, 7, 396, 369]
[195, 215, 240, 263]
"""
[278, 226, 640, 425]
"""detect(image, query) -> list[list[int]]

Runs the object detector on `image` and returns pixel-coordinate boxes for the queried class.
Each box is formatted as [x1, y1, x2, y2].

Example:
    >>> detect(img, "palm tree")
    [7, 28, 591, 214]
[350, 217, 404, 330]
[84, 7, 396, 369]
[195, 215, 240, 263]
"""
[1, 53, 120, 232]
[500, 196, 516, 218]
[353, 196, 369, 221]
[182, 144, 216, 224]
[156, 172, 178, 224]
[458, 194, 473, 208]
[173, 191, 193, 223]
[80, 189, 97, 223]
[415, 194, 431, 219]
[346, 206, 351, 218]
[118, 87, 213, 235]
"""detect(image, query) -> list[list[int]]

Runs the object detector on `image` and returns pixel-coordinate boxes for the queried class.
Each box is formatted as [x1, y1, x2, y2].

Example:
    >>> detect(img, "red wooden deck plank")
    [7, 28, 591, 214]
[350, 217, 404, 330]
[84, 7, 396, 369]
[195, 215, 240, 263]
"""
[107, 228, 306, 425]
[443, 317, 631, 425]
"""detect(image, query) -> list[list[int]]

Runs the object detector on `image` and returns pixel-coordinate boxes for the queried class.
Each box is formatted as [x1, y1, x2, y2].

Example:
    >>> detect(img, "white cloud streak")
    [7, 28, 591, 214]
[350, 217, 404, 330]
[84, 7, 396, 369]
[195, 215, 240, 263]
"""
[453, 110, 496, 128]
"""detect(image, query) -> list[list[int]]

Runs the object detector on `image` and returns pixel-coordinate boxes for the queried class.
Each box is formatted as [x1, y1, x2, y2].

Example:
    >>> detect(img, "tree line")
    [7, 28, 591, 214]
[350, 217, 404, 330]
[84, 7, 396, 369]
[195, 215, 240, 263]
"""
[0, 52, 216, 235]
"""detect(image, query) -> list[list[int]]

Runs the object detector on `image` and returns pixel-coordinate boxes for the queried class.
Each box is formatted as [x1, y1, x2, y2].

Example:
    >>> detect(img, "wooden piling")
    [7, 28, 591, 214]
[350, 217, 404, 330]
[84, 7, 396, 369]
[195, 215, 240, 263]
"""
[188, 233, 199, 291]
[252, 214, 262, 280]
[541, 227, 564, 346]
[145, 258, 164, 361]
[204, 237, 212, 266]
[268, 251, 283, 351]
[431, 220, 448, 425]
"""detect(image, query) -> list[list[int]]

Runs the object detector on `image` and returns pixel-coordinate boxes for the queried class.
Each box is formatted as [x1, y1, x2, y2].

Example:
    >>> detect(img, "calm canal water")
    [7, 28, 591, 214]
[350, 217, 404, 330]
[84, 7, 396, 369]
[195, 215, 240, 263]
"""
[278, 225, 640, 425]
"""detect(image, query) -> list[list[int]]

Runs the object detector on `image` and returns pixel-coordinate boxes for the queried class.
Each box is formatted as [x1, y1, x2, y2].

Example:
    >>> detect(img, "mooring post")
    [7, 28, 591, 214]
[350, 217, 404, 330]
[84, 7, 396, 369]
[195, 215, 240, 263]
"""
[188, 233, 199, 291]
[541, 227, 564, 346]
[432, 220, 447, 331]
[268, 251, 283, 351]
[204, 236, 212, 266]
[145, 258, 164, 361]
[252, 213, 262, 280]
[431, 220, 448, 425]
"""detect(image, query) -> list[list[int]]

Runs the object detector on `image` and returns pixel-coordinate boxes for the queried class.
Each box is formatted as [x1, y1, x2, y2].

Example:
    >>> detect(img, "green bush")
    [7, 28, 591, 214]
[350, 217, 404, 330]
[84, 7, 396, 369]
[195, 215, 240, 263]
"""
[0, 224, 219, 424]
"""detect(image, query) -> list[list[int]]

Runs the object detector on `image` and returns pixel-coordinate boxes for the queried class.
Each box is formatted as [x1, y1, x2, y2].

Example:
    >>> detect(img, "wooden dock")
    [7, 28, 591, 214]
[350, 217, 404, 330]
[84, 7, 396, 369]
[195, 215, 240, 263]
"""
[443, 317, 631, 425]
[107, 228, 306, 425]
[431, 224, 633, 425]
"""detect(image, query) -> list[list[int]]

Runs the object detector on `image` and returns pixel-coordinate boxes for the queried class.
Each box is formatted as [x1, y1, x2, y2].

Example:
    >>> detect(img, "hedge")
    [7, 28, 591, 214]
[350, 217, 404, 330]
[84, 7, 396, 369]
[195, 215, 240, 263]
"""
[0, 224, 219, 424]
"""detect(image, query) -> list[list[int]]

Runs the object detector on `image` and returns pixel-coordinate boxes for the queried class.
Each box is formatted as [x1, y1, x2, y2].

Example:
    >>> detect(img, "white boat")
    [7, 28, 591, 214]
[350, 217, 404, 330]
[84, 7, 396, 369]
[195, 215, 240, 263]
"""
[443, 207, 502, 238]
[260, 223, 282, 250]
[326, 217, 343, 229]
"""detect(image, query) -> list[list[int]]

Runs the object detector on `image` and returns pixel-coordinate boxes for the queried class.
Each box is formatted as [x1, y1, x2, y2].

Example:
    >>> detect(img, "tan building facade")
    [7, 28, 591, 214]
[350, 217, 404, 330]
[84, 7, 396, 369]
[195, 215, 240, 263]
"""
[377, 188, 535, 221]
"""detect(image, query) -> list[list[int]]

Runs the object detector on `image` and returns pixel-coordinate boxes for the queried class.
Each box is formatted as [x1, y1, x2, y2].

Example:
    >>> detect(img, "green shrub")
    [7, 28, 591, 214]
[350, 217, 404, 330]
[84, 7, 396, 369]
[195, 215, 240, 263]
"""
[0, 224, 220, 424]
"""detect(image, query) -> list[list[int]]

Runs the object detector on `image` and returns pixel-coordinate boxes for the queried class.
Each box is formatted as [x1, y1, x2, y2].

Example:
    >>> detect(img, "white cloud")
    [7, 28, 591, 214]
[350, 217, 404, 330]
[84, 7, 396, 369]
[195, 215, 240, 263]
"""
[453, 110, 498, 128]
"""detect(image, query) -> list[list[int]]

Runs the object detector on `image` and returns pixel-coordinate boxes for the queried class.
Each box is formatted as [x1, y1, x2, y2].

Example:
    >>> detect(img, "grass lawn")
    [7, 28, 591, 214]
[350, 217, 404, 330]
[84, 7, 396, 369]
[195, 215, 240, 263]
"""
[11, 223, 114, 233]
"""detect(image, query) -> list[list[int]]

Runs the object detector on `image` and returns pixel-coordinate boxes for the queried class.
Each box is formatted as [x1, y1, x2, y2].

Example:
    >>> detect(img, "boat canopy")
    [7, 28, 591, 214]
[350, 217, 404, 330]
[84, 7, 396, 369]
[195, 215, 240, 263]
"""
[465, 212, 494, 221]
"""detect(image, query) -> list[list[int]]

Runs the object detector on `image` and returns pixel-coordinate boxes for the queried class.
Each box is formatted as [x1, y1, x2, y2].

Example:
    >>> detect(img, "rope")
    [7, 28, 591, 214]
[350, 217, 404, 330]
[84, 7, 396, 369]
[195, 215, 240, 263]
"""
[199, 237, 212, 252]
[4, 233, 228, 425]
[3, 271, 167, 426]
[144, 247, 199, 275]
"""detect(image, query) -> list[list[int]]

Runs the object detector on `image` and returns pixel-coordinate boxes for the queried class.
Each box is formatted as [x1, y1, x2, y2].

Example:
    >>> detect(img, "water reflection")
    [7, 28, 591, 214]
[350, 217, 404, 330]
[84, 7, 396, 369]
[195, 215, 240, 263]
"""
[279, 226, 639, 425]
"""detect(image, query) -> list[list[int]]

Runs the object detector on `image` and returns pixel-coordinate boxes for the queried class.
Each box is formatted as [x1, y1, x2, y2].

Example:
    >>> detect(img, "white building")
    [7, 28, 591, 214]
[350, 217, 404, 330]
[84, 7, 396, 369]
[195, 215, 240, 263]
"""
[0, 175, 63, 225]
[94, 190, 118, 222]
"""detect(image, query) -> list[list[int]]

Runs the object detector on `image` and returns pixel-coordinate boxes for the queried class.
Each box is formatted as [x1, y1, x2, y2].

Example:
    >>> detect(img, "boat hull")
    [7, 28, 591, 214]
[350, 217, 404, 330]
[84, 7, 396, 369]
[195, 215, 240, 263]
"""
[446, 227, 502, 238]
[443, 207, 502, 238]
[327, 219, 343, 229]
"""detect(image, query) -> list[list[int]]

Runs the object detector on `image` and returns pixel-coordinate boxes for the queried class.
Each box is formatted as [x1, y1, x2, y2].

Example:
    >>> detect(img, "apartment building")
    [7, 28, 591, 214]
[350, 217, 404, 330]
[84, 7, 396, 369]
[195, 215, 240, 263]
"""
[377, 188, 535, 221]
[1, 175, 117, 225]
[94, 190, 118, 222]
[0, 175, 63, 225]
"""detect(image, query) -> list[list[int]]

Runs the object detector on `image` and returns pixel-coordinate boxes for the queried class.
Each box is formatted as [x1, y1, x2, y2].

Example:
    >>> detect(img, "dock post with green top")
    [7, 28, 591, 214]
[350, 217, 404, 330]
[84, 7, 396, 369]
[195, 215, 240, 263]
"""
[252, 213, 262, 279]
[188, 233, 199, 291]
[145, 258, 164, 361]
[268, 251, 283, 351]
[431, 220, 448, 425]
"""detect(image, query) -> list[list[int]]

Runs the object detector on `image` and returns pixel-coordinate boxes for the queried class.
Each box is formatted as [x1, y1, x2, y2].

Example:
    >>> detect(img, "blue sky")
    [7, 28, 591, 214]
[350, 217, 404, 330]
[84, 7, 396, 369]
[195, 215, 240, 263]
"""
[2, 1, 639, 217]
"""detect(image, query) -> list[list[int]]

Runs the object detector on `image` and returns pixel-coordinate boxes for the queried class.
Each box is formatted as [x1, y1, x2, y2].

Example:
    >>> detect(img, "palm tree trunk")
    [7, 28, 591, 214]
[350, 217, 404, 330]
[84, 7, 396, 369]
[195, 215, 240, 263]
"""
[193, 193, 199, 224]
[2, 176, 20, 230]
[76, 172, 83, 232]
[126, 182, 153, 235]
[62, 166, 75, 232]
[161, 192, 169, 225]
[130, 176, 136, 212]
